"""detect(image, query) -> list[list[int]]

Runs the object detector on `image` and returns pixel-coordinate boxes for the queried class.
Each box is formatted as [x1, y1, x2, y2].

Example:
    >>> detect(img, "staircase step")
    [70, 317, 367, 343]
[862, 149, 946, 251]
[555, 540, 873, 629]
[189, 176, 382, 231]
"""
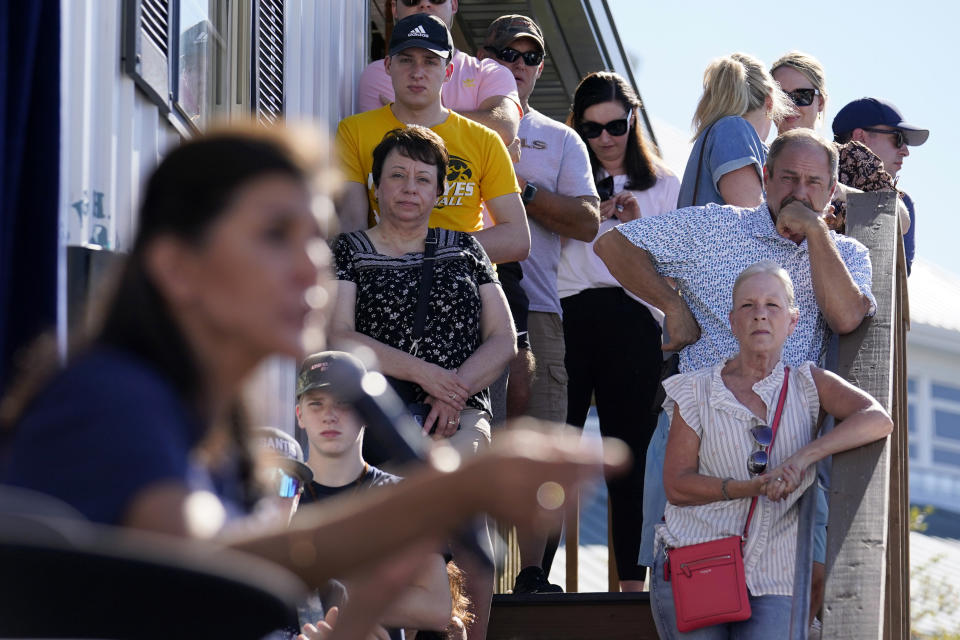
[488, 591, 659, 639]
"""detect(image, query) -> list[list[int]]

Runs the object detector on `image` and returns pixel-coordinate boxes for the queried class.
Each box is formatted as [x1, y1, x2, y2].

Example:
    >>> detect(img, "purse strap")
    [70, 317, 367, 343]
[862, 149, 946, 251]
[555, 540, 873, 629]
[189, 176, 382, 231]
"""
[690, 122, 716, 206]
[408, 228, 439, 358]
[742, 366, 791, 540]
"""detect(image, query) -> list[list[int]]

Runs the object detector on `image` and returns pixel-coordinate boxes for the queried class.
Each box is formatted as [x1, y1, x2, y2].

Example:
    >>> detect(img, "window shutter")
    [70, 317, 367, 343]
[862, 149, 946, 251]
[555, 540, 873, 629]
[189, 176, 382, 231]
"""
[122, 0, 171, 111]
[253, 0, 284, 124]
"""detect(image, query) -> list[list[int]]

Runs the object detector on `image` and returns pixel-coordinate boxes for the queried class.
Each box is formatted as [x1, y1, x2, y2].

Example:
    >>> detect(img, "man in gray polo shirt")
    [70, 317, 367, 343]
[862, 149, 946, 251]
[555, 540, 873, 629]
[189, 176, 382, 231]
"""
[479, 14, 600, 594]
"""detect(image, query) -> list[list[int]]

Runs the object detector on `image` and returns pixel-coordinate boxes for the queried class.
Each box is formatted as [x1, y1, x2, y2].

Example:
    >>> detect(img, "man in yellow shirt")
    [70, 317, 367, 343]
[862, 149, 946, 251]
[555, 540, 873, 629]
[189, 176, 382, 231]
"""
[336, 13, 529, 264]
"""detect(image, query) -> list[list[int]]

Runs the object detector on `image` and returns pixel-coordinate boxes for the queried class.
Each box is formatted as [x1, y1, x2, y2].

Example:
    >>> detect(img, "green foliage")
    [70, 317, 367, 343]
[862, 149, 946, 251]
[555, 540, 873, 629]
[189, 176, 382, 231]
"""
[910, 505, 934, 532]
[910, 505, 960, 638]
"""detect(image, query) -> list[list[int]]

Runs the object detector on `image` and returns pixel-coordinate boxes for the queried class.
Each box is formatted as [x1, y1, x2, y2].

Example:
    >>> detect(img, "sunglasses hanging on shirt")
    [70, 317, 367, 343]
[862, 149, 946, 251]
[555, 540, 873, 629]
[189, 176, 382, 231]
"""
[595, 175, 615, 202]
[747, 424, 773, 475]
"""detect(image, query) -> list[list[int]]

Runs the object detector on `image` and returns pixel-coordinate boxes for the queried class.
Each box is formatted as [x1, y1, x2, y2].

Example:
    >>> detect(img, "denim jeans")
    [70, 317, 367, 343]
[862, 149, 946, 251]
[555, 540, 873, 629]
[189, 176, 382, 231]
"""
[650, 539, 793, 638]
[639, 411, 669, 567]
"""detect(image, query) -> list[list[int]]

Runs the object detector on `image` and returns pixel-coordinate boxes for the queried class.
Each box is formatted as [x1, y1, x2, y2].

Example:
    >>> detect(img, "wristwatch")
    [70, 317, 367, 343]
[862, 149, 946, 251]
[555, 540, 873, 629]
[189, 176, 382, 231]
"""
[521, 182, 538, 205]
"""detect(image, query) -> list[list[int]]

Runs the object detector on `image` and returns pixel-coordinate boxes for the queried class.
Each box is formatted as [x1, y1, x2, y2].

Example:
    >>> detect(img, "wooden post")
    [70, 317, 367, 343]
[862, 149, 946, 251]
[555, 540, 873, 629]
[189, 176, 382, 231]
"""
[565, 490, 579, 593]
[821, 191, 903, 638]
[884, 223, 911, 640]
[607, 496, 619, 592]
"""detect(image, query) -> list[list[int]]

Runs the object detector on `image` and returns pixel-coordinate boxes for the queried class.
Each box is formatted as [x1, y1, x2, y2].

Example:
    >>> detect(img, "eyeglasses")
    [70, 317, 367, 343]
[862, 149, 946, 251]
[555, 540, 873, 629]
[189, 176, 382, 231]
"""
[860, 127, 907, 149]
[483, 46, 544, 66]
[785, 88, 821, 107]
[399, 0, 447, 6]
[579, 112, 632, 139]
[270, 468, 305, 498]
[747, 425, 773, 476]
[595, 175, 614, 202]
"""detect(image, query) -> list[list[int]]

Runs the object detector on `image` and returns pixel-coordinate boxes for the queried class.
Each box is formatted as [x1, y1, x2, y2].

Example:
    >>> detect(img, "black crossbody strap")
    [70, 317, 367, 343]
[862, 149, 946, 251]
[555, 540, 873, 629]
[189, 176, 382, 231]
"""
[409, 227, 439, 357]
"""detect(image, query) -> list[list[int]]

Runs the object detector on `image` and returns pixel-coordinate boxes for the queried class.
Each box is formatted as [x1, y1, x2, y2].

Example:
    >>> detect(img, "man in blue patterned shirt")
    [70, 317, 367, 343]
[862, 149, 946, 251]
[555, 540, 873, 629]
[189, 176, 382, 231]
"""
[595, 128, 875, 619]
[595, 128, 875, 374]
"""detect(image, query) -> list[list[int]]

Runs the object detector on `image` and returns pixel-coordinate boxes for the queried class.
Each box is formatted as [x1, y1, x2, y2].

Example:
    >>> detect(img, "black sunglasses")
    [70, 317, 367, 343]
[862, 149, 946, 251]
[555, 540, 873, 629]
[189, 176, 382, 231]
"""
[400, 0, 447, 5]
[747, 425, 773, 476]
[595, 175, 614, 202]
[785, 87, 821, 107]
[484, 46, 544, 66]
[860, 126, 907, 149]
[579, 112, 632, 139]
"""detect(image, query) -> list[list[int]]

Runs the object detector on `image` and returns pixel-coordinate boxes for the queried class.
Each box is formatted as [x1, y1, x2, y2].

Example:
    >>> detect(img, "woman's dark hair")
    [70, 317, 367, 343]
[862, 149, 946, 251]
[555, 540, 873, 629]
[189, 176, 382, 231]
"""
[371, 126, 449, 197]
[567, 71, 659, 191]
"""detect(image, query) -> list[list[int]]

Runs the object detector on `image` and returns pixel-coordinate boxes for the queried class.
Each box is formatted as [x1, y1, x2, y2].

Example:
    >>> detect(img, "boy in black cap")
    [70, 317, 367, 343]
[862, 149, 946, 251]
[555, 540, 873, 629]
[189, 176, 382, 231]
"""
[294, 351, 453, 638]
[833, 97, 929, 273]
[295, 351, 401, 503]
[355, 0, 521, 150]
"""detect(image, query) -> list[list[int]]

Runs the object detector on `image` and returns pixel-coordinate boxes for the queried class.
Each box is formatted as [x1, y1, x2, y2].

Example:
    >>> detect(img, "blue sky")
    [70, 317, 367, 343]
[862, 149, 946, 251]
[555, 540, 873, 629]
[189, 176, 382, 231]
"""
[608, 0, 954, 274]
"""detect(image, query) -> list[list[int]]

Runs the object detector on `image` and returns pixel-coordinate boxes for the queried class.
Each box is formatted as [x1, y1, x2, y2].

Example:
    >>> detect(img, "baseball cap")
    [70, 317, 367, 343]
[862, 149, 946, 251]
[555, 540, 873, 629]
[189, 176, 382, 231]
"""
[483, 14, 545, 52]
[832, 97, 929, 146]
[297, 350, 367, 399]
[252, 426, 313, 483]
[388, 13, 453, 59]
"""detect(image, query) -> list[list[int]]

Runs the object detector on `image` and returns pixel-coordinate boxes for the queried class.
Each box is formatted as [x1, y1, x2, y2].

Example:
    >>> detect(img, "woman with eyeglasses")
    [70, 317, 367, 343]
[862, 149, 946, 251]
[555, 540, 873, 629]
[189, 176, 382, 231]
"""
[649, 261, 891, 638]
[556, 70, 680, 591]
[678, 53, 794, 209]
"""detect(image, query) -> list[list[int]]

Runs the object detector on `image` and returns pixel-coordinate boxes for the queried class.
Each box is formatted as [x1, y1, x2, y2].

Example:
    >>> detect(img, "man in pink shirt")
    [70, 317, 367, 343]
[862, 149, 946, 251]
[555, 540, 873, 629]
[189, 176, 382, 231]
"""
[357, 0, 521, 152]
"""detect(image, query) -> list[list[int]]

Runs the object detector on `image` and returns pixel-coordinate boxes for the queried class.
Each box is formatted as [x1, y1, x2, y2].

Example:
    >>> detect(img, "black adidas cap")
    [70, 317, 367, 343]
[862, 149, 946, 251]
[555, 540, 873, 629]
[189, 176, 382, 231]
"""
[388, 13, 453, 59]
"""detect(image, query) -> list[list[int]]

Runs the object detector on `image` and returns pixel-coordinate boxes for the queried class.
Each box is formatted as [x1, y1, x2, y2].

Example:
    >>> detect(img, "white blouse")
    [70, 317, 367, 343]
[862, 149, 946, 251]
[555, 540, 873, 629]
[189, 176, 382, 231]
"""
[656, 361, 820, 596]
[556, 167, 679, 324]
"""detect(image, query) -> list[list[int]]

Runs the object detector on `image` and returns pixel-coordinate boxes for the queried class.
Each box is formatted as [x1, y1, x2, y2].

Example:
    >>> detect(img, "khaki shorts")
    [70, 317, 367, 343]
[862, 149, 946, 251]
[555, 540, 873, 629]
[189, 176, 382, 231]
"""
[526, 311, 568, 423]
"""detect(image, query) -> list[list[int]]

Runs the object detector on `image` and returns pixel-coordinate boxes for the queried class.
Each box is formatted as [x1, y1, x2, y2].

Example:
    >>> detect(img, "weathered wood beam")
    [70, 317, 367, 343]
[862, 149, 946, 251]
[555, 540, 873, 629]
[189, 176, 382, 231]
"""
[821, 191, 900, 638]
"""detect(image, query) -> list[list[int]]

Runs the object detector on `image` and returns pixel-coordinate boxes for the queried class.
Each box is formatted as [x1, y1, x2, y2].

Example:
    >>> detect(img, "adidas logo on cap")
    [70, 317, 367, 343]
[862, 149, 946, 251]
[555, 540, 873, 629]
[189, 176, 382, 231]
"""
[408, 25, 429, 38]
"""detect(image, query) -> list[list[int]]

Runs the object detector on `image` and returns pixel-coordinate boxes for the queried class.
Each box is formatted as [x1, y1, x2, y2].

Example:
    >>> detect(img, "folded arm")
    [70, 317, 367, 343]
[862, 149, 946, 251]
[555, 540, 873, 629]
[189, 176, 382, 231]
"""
[594, 229, 700, 351]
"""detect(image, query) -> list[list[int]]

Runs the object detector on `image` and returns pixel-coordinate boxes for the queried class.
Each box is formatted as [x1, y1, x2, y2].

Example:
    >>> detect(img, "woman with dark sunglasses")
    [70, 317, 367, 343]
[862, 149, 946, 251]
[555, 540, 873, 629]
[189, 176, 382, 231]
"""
[770, 52, 911, 244]
[678, 53, 794, 210]
[649, 261, 891, 638]
[556, 70, 680, 591]
[771, 52, 828, 134]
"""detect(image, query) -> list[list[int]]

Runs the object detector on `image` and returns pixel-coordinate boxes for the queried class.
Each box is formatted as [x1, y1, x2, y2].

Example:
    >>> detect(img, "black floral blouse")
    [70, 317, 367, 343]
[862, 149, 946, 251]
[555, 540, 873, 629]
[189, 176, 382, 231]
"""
[334, 228, 499, 413]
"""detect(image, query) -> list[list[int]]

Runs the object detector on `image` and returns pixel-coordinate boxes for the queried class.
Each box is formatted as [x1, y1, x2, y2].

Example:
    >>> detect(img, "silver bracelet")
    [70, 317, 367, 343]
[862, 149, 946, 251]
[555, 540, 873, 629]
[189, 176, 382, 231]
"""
[721, 477, 734, 501]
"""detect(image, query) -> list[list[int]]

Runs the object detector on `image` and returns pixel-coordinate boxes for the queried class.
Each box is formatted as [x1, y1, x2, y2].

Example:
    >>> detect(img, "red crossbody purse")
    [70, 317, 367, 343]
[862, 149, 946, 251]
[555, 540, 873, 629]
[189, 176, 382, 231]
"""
[664, 367, 790, 632]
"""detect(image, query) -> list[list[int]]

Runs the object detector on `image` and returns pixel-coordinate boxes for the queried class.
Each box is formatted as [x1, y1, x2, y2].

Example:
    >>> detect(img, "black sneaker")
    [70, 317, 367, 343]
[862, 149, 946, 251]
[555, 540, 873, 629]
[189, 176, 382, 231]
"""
[512, 566, 564, 594]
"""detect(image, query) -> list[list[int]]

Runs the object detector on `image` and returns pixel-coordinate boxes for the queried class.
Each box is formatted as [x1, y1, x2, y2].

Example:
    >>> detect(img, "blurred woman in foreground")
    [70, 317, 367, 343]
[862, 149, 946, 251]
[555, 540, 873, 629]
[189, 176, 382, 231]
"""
[0, 123, 625, 638]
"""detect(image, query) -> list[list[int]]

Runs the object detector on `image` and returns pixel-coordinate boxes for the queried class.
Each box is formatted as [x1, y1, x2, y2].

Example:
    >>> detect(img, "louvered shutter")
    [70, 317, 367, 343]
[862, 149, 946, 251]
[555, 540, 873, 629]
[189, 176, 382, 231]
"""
[253, 0, 284, 124]
[122, 0, 171, 111]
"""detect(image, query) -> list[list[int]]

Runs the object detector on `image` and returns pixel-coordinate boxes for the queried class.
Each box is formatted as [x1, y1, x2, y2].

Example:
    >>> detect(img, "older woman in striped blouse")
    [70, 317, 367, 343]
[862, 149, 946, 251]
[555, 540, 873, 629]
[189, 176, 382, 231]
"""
[649, 261, 892, 638]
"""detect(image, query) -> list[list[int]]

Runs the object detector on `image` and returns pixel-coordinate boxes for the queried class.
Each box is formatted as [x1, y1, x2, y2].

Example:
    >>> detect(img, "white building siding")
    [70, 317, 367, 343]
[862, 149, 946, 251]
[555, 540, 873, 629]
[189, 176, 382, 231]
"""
[61, 0, 178, 254]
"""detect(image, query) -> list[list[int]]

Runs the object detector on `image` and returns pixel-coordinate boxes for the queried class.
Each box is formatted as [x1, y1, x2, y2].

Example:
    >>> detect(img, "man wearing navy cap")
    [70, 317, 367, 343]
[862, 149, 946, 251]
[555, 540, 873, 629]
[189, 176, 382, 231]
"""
[833, 97, 929, 273]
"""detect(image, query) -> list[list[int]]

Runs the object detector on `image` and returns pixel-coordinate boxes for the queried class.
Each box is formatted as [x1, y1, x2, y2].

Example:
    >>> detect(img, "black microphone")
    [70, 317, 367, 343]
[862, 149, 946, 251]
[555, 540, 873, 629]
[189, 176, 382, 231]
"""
[322, 356, 493, 568]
